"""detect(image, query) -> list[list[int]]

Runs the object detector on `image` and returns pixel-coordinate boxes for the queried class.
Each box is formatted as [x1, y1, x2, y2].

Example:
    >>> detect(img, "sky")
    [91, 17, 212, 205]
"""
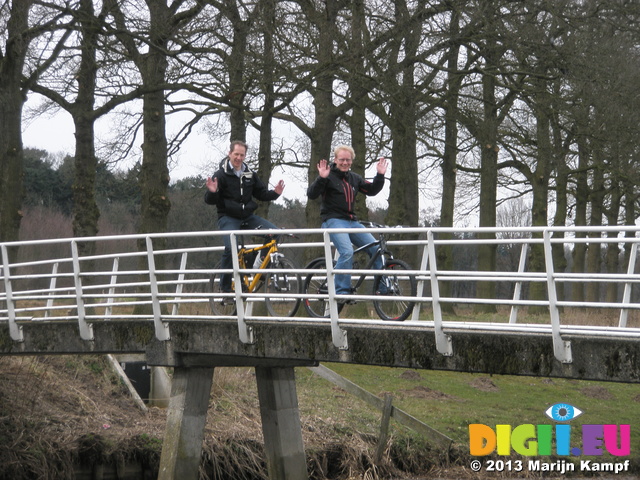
[22, 99, 211, 181]
[20, 97, 314, 205]
[20, 96, 389, 210]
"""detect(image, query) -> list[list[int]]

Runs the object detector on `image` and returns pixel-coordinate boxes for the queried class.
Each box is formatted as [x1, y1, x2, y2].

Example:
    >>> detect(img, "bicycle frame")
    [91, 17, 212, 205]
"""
[348, 233, 393, 291]
[302, 223, 416, 321]
[237, 238, 278, 292]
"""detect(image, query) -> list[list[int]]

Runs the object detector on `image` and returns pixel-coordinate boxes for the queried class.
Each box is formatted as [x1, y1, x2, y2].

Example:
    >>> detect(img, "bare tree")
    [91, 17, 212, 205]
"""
[106, 0, 205, 243]
[437, 3, 465, 311]
[457, 2, 518, 311]
[0, 0, 33, 246]
[28, 1, 150, 257]
[0, 1, 70, 248]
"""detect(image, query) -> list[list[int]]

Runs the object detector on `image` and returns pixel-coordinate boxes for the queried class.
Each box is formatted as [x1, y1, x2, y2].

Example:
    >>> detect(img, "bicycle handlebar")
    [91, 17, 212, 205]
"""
[240, 226, 297, 243]
[360, 221, 408, 229]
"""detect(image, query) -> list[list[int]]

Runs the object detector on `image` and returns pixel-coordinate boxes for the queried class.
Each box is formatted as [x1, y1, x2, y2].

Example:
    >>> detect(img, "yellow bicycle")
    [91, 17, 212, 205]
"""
[209, 233, 301, 317]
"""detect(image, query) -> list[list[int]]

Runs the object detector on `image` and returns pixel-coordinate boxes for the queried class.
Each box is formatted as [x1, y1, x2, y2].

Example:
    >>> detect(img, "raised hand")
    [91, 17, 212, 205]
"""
[317, 159, 331, 178]
[376, 157, 389, 175]
[206, 176, 218, 193]
[274, 179, 285, 195]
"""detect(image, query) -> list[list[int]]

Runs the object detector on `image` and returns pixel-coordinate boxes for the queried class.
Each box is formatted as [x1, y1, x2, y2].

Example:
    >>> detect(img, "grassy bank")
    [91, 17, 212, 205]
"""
[0, 355, 638, 479]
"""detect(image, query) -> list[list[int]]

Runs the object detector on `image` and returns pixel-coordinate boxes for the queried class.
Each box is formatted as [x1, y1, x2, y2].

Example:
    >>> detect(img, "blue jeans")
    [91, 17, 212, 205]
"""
[323, 218, 383, 295]
[218, 214, 279, 291]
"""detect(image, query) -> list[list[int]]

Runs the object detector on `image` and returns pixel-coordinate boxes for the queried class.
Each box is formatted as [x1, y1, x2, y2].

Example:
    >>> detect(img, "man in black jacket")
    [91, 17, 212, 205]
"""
[307, 145, 389, 298]
[205, 140, 285, 293]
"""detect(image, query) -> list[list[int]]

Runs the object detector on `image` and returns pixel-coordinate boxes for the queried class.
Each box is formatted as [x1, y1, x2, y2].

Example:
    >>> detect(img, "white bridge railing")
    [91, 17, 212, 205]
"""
[3, 226, 640, 363]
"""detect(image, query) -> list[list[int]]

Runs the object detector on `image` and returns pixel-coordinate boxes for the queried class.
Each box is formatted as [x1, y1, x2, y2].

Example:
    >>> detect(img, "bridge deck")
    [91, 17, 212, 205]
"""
[2, 318, 638, 383]
[3, 226, 640, 381]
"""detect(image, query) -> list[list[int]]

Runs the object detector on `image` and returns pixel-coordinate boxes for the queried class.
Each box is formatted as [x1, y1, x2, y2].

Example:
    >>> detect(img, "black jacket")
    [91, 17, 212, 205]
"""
[204, 159, 279, 219]
[307, 164, 385, 222]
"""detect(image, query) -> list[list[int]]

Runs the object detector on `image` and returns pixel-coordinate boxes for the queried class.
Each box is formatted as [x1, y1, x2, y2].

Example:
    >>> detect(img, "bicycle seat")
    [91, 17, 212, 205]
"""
[361, 222, 409, 229]
[237, 224, 271, 241]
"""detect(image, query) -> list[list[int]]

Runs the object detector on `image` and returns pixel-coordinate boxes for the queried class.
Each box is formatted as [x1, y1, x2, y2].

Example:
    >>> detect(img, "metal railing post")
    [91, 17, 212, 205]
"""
[411, 243, 429, 321]
[619, 242, 638, 328]
[171, 252, 188, 317]
[44, 262, 59, 319]
[427, 231, 452, 356]
[324, 231, 347, 350]
[71, 241, 94, 341]
[509, 243, 529, 324]
[1, 245, 23, 342]
[105, 258, 119, 319]
[145, 237, 170, 341]
[543, 231, 571, 363]
[230, 233, 254, 344]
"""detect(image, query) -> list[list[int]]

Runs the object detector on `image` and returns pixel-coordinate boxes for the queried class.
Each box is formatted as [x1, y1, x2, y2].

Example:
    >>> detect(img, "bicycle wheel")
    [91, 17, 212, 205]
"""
[372, 259, 416, 321]
[209, 260, 237, 316]
[265, 255, 302, 317]
[302, 258, 331, 318]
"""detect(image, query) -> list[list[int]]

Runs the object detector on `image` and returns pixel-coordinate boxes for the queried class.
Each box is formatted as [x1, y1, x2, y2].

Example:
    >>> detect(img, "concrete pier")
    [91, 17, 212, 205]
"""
[153, 354, 314, 480]
[256, 366, 308, 480]
[5, 318, 640, 479]
[158, 366, 215, 480]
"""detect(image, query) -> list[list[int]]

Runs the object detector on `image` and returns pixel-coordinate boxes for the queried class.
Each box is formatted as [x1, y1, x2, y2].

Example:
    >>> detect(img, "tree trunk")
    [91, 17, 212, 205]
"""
[138, 0, 172, 244]
[256, 0, 276, 220]
[527, 83, 552, 308]
[304, 0, 339, 240]
[71, 0, 100, 260]
[72, 115, 99, 242]
[551, 117, 569, 302]
[385, 1, 420, 266]
[348, 0, 369, 223]
[571, 108, 590, 302]
[622, 174, 637, 274]
[387, 106, 419, 265]
[605, 185, 621, 303]
[227, 14, 249, 142]
[0, 1, 32, 250]
[139, 85, 171, 238]
[475, 60, 499, 311]
[585, 154, 605, 303]
[133, 0, 174, 317]
[437, 6, 462, 312]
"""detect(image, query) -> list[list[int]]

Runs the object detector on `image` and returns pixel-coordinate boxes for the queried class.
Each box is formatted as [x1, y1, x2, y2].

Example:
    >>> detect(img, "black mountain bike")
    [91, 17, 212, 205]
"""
[302, 222, 417, 321]
[210, 231, 301, 317]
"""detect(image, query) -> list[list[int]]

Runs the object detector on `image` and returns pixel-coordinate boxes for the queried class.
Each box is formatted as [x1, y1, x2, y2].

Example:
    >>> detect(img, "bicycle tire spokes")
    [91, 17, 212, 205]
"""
[373, 259, 416, 321]
[265, 256, 301, 317]
[302, 259, 331, 318]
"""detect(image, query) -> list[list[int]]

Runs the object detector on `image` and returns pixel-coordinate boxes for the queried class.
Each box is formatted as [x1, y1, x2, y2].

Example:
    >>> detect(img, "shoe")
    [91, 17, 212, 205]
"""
[337, 298, 357, 305]
[376, 278, 390, 295]
[220, 297, 235, 307]
[336, 293, 355, 313]
[220, 290, 235, 306]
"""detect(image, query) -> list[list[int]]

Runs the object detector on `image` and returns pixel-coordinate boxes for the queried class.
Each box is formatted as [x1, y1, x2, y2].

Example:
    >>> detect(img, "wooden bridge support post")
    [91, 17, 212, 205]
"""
[256, 366, 309, 480]
[158, 366, 214, 480]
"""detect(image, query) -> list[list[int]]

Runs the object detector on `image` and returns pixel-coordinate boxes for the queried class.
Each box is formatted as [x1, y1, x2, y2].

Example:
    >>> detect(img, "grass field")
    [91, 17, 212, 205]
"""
[294, 362, 640, 474]
[1, 354, 638, 479]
